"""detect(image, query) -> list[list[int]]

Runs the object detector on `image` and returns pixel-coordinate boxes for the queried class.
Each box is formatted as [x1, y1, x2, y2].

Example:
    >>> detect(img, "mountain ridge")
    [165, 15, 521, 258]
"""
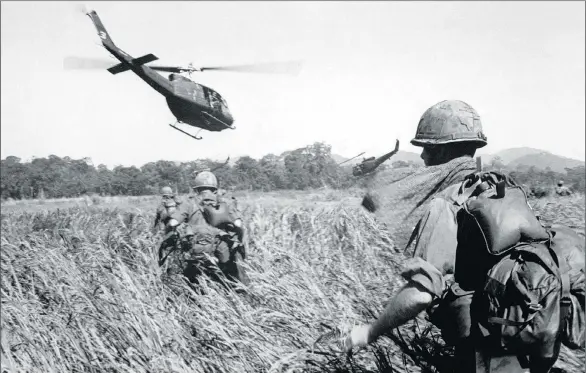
[332, 147, 584, 173]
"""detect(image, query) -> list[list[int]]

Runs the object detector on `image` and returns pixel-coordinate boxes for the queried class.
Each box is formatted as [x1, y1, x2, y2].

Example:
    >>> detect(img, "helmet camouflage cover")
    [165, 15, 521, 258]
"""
[160, 186, 174, 196]
[193, 171, 218, 189]
[411, 100, 488, 148]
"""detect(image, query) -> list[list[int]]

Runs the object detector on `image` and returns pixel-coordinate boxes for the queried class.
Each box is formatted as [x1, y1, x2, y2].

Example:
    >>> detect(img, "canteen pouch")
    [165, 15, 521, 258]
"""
[430, 282, 475, 345]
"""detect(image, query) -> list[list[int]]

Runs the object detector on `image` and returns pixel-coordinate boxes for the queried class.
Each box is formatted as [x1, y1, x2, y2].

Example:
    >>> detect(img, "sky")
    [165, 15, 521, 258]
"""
[1, 1, 585, 168]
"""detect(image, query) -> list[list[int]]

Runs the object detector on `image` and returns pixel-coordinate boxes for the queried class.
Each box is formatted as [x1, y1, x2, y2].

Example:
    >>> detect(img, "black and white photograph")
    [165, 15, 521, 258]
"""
[1, 2, 584, 372]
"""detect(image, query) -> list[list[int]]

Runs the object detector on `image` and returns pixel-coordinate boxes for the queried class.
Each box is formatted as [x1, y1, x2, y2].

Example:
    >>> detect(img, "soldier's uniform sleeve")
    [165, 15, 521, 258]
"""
[169, 200, 195, 223]
[154, 203, 165, 227]
[401, 194, 460, 299]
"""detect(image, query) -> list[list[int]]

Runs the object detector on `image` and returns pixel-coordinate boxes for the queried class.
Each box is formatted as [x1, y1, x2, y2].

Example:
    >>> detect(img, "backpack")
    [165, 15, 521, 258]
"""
[434, 171, 575, 369]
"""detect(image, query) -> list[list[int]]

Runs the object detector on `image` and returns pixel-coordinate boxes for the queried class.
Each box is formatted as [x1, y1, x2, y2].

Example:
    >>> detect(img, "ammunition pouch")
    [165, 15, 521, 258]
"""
[430, 282, 475, 345]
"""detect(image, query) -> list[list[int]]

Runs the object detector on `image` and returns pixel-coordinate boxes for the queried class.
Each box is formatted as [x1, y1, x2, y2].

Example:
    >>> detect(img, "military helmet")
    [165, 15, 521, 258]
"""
[558, 180, 564, 187]
[160, 186, 173, 196]
[193, 171, 218, 189]
[411, 100, 488, 148]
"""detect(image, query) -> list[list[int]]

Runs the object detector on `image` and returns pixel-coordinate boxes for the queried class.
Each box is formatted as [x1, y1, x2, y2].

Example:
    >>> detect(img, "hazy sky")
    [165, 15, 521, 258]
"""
[2, 1, 584, 167]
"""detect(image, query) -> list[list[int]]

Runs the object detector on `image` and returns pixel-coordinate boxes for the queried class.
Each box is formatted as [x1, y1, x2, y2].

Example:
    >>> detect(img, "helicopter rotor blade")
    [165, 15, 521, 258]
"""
[199, 60, 303, 76]
[338, 152, 365, 165]
[63, 56, 116, 70]
[148, 65, 194, 73]
[74, 3, 91, 16]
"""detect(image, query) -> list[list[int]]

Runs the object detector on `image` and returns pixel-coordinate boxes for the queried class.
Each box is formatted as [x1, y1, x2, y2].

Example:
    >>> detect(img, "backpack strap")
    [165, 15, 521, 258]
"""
[548, 230, 573, 325]
[551, 242, 572, 302]
[454, 171, 507, 206]
[455, 176, 483, 206]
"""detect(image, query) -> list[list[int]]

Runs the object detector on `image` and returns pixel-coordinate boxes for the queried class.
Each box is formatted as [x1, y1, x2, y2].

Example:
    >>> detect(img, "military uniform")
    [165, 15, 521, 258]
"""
[344, 101, 573, 372]
[555, 185, 572, 196]
[164, 172, 249, 286]
[398, 183, 524, 372]
[399, 102, 530, 372]
[154, 186, 182, 231]
[154, 196, 182, 231]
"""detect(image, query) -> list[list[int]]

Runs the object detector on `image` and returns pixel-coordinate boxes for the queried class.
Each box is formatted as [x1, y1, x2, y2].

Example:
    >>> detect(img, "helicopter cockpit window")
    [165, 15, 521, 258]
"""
[207, 91, 222, 110]
[211, 92, 227, 107]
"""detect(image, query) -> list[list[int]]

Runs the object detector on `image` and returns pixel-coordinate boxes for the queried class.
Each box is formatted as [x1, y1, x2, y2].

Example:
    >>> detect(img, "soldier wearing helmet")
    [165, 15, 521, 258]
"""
[154, 185, 182, 232]
[411, 100, 487, 166]
[192, 170, 220, 205]
[343, 100, 568, 372]
[555, 180, 573, 196]
[162, 170, 249, 287]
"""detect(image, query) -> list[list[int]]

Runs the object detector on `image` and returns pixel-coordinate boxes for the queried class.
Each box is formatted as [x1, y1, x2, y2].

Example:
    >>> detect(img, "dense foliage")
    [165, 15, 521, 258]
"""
[1, 146, 583, 200]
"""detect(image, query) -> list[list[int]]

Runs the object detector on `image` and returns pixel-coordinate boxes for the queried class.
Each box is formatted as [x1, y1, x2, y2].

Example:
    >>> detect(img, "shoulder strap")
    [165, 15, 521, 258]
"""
[454, 171, 515, 207]
[547, 231, 573, 320]
[454, 175, 483, 206]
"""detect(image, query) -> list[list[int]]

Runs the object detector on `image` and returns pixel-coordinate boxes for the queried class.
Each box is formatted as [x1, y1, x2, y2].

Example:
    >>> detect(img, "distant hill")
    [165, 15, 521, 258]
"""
[480, 147, 584, 173]
[486, 147, 545, 165]
[507, 152, 584, 173]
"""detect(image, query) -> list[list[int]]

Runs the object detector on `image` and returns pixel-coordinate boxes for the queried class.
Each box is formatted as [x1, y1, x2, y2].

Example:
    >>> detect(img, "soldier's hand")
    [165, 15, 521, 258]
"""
[343, 324, 372, 353]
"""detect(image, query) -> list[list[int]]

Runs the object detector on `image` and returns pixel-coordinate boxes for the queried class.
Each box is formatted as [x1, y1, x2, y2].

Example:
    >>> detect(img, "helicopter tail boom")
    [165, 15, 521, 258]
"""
[86, 10, 135, 67]
[86, 11, 117, 50]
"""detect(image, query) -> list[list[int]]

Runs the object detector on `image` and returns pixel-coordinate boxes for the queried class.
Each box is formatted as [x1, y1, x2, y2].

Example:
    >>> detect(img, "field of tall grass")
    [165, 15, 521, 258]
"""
[1, 191, 584, 372]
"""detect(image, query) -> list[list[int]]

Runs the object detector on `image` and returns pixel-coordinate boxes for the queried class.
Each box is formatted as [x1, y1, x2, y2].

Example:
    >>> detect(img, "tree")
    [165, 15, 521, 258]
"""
[489, 156, 505, 171]
[260, 154, 287, 190]
[96, 164, 114, 196]
[392, 160, 410, 169]
[0, 156, 31, 199]
[111, 166, 148, 195]
[283, 149, 311, 190]
[234, 156, 267, 190]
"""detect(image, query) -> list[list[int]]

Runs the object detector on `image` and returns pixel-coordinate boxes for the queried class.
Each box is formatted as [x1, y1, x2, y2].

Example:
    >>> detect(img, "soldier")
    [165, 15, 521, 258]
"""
[342, 100, 584, 373]
[164, 170, 249, 287]
[555, 180, 573, 196]
[153, 186, 181, 233]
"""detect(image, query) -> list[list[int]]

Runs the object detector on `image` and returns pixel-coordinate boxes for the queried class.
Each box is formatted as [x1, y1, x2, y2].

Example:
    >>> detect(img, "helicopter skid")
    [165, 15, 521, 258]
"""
[201, 112, 236, 130]
[169, 122, 203, 140]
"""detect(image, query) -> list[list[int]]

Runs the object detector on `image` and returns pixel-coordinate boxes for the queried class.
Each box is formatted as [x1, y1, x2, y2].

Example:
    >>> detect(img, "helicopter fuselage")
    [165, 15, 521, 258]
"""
[165, 74, 234, 132]
[86, 10, 234, 132]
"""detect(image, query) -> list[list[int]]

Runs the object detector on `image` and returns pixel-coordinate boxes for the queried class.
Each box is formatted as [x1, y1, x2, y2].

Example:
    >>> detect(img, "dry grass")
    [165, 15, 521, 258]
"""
[1, 192, 584, 373]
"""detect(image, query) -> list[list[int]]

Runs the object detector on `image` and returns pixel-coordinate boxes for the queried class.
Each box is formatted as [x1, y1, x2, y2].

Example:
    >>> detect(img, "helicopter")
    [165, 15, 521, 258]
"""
[68, 10, 302, 140]
[351, 139, 400, 177]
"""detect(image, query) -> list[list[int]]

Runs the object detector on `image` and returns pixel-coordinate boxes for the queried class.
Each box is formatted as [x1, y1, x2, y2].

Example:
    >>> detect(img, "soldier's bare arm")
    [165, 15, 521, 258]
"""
[346, 196, 459, 350]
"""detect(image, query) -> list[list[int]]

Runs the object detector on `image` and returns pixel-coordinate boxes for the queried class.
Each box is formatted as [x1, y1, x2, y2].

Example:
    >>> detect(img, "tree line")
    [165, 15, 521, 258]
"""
[1, 143, 583, 200]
